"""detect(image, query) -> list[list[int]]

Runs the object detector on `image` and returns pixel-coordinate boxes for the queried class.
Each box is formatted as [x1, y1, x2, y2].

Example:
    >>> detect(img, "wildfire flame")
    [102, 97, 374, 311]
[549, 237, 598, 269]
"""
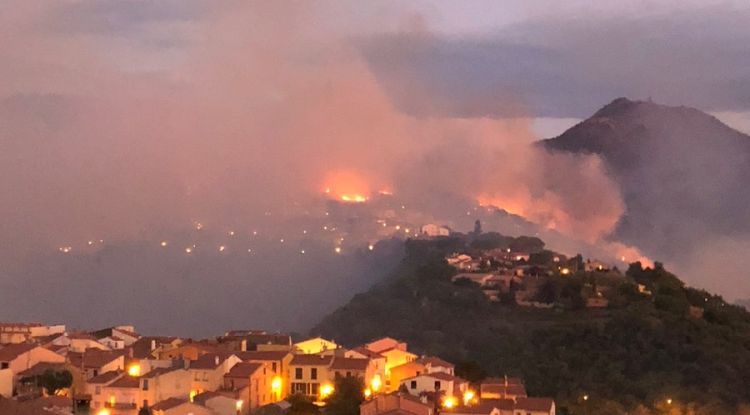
[323, 170, 375, 203]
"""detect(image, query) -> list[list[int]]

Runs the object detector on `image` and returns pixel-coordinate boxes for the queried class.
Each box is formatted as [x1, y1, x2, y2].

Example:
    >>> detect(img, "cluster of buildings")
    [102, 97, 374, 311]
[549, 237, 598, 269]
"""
[447, 249, 618, 308]
[0, 323, 554, 415]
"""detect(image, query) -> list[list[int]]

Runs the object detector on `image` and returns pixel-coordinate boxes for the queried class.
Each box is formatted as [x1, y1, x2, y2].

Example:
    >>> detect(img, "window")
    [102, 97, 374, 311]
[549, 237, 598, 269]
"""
[311, 368, 317, 380]
[143, 400, 148, 408]
[0, 363, 8, 369]
[272, 362, 277, 373]
[95, 386, 101, 395]
[202, 372, 208, 381]
[142, 379, 149, 391]
[311, 383, 319, 396]
[295, 368, 303, 379]
[194, 371, 200, 381]
[346, 371, 351, 377]
[434, 381, 441, 390]
[292, 383, 306, 394]
[410, 381, 417, 389]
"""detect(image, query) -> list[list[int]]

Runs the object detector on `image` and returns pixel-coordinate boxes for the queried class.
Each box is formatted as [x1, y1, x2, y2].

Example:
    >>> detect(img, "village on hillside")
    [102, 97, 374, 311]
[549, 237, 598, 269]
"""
[0, 323, 556, 415]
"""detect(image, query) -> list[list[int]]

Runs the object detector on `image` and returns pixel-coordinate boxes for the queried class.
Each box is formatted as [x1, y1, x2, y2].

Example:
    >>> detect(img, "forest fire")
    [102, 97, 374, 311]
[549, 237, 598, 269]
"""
[323, 171, 376, 203]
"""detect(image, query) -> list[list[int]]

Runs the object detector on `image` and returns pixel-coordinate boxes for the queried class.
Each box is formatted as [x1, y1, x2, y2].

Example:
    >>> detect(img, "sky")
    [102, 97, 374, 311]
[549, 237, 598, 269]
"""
[1, 0, 750, 333]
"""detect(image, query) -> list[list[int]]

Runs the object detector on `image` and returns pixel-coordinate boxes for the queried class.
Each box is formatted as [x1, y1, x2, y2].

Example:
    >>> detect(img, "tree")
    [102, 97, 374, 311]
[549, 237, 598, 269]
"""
[473, 220, 482, 235]
[288, 394, 320, 415]
[325, 375, 364, 415]
[37, 369, 72, 395]
[138, 406, 152, 415]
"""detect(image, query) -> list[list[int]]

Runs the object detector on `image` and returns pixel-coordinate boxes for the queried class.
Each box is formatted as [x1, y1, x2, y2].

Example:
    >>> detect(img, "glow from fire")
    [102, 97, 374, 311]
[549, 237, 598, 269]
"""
[323, 171, 377, 203]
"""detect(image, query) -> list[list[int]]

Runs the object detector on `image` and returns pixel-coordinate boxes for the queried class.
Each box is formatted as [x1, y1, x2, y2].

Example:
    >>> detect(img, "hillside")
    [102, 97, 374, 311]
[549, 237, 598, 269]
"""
[311, 234, 750, 414]
[542, 98, 750, 264]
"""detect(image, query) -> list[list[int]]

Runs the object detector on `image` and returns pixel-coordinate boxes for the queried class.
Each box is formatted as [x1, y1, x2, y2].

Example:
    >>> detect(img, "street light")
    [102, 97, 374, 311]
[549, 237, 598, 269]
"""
[97, 410, 111, 415]
[236, 399, 243, 415]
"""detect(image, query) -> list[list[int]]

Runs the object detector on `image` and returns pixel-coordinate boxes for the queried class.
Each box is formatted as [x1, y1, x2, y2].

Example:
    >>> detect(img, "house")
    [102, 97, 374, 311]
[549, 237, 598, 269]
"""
[452, 273, 495, 286]
[513, 397, 555, 415]
[67, 348, 125, 380]
[87, 370, 124, 412]
[236, 350, 293, 399]
[416, 357, 454, 376]
[157, 340, 219, 361]
[288, 354, 334, 399]
[0, 323, 65, 345]
[420, 224, 451, 237]
[224, 361, 276, 409]
[194, 390, 246, 415]
[101, 366, 192, 414]
[0, 344, 65, 381]
[584, 260, 609, 273]
[91, 326, 141, 347]
[479, 378, 526, 400]
[129, 337, 183, 360]
[388, 361, 426, 392]
[188, 353, 242, 394]
[446, 254, 480, 271]
[99, 336, 127, 350]
[400, 373, 467, 398]
[360, 392, 434, 415]
[221, 331, 292, 352]
[330, 356, 382, 393]
[67, 332, 111, 353]
[151, 397, 214, 415]
[345, 348, 386, 392]
[364, 338, 407, 355]
[444, 401, 506, 415]
[293, 337, 339, 355]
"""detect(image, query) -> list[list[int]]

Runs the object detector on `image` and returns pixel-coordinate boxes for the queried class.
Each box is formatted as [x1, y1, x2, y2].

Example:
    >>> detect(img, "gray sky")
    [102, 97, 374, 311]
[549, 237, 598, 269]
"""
[2, 1, 750, 332]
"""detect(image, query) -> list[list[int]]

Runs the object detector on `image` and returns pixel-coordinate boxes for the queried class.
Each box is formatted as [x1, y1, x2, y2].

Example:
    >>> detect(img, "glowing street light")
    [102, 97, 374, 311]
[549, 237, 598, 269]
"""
[236, 399, 244, 415]
[463, 390, 475, 405]
[127, 364, 140, 377]
[320, 384, 334, 399]
[271, 376, 282, 391]
[160, 241, 168, 247]
[364, 388, 372, 398]
[97, 410, 111, 415]
[370, 375, 382, 392]
[442, 396, 457, 409]
[334, 247, 342, 254]
[666, 398, 673, 405]
[368, 244, 374, 251]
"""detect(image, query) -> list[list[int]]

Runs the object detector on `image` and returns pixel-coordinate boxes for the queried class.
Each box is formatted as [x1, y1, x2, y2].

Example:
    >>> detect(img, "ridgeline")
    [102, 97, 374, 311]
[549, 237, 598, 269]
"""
[311, 234, 750, 414]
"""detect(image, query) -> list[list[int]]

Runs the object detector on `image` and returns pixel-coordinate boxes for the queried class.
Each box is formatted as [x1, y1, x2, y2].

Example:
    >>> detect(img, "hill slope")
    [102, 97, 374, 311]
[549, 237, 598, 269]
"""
[542, 98, 750, 264]
[312, 236, 750, 414]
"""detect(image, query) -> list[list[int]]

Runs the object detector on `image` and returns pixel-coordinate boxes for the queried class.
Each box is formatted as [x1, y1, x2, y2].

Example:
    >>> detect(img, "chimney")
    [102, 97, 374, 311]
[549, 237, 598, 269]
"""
[150, 339, 156, 351]
[215, 355, 220, 366]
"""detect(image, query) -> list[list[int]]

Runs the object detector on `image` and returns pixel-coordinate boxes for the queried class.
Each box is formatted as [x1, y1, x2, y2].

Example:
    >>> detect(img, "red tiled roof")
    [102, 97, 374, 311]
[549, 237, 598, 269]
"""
[0, 343, 37, 362]
[108, 375, 140, 388]
[151, 397, 187, 411]
[236, 350, 290, 361]
[225, 362, 262, 378]
[330, 357, 369, 371]
[67, 349, 123, 369]
[190, 352, 233, 369]
[418, 356, 454, 369]
[479, 399, 515, 410]
[192, 391, 233, 405]
[87, 370, 123, 384]
[515, 397, 554, 412]
[142, 366, 181, 379]
[290, 354, 333, 366]
[350, 347, 384, 359]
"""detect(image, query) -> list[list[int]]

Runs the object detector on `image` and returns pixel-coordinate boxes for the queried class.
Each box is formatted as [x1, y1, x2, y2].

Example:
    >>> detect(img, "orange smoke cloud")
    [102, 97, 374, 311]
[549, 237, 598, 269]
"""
[323, 170, 376, 202]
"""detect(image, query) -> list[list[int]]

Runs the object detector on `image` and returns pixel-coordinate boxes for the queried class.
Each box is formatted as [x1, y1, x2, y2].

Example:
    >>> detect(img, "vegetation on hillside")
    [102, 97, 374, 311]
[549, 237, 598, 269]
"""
[311, 236, 750, 414]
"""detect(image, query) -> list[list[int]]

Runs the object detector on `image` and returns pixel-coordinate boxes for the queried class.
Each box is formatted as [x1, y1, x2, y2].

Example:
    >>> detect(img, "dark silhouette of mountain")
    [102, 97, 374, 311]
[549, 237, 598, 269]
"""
[542, 98, 750, 262]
